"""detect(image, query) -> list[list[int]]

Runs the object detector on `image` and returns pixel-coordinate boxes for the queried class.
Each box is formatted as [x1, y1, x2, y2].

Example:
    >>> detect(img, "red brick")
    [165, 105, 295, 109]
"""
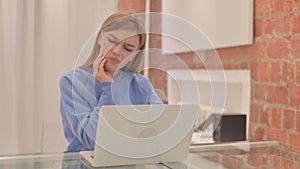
[216, 149, 247, 156]
[222, 63, 240, 69]
[270, 62, 282, 81]
[291, 37, 300, 58]
[149, 51, 166, 65]
[260, 105, 271, 126]
[290, 85, 300, 108]
[155, 35, 162, 48]
[282, 150, 294, 160]
[271, 107, 282, 128]
[282, 158, 294, 169]
[169, 52, 190, 67]
[270, 0, 293, 13]
[240, 164, 256, 169]
[289, 144, 300, 153]
[255, 0, 272, 15]
[250, 62, 260, 81]
[179, 52, 201, 66]
[240, 61, 250, 69]
[267, 38, 289, 58]
[150, 0, 161, 12]
[283, 109, 295, 130]
[247, 153, 268, 166]
[252, 83, 267, 101]
[149, 68, 167, 91]
[270, 147, 281, 156]
[149, 34, 161, 48]
[296, 112, 300, 132]
[282, 61, 295, 82]
[286, 0, 294, 11]
[217, 48, 234, 61]
[292, 14, 300, 34]
[250, 103, 261, 122]
[259, 61, 270, 81]
[296, 62, 300, 82]
[295, 152, 300, 163]
[118, 0, 145, 12]
[266, 85, 289, 104]
[289, 132, 300, 147]
[264, 14, 291, 35]
[223, 155, 244, 169]
[194, 51, 214, 68]
[249, 122, 254, 138]
[255, 126, 266, 140]
[199, 50, 211, 58]
[272, 155, 282, 169]
[218, 47, 249, 62]
[255, 18, 264, 37]
[295, 0, 300, 10]
[250, 146, 269, 153]
[267, 127, 288, 144]
[248, 40, 267, 59]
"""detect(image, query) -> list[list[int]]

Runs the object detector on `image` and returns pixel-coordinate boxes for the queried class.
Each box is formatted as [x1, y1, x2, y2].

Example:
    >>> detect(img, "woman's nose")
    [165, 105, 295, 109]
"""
[111, 42, 122, 56]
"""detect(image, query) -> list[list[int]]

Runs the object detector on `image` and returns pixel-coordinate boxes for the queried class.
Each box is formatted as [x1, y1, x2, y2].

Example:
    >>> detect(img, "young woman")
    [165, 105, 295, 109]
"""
[59, 11, 162, 152]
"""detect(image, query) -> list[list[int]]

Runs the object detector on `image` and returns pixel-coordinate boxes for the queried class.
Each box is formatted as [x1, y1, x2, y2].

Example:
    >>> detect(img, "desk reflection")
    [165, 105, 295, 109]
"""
[62, 153, 187, 169]
[0, 141, 281, 169]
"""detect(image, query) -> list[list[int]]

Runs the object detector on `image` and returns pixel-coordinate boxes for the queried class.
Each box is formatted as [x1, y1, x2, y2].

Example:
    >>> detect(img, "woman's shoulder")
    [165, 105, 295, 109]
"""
[61, 67, 92, 78]
[60, 67, 93, 84]
[134, 73, 150, 83]
[121, 71, 149, 83]
[121, 71, 152, 90]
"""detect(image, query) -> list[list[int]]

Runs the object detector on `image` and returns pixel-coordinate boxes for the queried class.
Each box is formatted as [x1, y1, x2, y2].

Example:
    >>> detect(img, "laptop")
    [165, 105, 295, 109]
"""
[80, 104, 199, 167]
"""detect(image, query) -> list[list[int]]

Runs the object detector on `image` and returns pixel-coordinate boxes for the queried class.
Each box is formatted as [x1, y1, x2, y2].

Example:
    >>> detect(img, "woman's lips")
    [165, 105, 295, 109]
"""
[107, 57, 120, 64]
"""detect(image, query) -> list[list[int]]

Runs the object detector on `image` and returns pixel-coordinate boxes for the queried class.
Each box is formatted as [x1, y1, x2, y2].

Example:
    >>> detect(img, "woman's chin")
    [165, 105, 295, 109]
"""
[104, 65, 117, 74]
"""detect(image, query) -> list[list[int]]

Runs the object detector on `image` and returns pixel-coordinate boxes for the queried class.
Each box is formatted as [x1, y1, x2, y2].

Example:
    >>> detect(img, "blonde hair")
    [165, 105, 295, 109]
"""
[80, 11, 146, 73]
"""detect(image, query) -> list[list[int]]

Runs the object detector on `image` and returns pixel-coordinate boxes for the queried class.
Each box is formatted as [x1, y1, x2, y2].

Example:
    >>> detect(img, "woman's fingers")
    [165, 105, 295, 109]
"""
[93, 57, 113, 83]
[98, 58, 106, 71]
[93, 55, 104, 74]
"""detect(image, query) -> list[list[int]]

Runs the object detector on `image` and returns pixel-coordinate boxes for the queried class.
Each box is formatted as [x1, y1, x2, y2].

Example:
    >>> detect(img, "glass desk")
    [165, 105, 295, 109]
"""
[0, 141, 281, 169]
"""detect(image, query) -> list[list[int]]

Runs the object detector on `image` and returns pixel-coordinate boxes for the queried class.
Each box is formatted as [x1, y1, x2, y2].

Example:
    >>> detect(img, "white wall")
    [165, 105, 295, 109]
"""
[0, 0, 117, 155]
[36, 0, 118, 153]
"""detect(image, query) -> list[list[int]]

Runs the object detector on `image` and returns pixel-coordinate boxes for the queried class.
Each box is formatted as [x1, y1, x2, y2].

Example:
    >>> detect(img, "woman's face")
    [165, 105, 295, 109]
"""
[98, 29, 140, 74]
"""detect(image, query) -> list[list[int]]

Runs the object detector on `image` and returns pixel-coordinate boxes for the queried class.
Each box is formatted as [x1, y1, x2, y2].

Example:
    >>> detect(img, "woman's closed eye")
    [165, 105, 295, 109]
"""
[108, 38, 133, 52]
[108, 37, 118, 44]
[107, 34, 137, 52]
[123, 45, 133, 52]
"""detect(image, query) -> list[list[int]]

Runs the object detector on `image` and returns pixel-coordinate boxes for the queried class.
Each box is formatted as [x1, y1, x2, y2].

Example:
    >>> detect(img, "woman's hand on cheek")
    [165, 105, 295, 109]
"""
[93, 56, 114, 83]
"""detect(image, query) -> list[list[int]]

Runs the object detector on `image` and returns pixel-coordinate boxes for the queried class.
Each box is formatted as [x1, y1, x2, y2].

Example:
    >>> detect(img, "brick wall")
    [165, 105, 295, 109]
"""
[202, 146, 300, 169]
[118, 0, 145, 12]
[118, 0, 300, 153]
[218, 0, 300, 153]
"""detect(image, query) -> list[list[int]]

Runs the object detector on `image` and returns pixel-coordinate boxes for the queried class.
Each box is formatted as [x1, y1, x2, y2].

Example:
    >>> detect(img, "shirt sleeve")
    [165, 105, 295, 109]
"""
[144, 78, 163, 104]
[59, 75, 113, 150]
